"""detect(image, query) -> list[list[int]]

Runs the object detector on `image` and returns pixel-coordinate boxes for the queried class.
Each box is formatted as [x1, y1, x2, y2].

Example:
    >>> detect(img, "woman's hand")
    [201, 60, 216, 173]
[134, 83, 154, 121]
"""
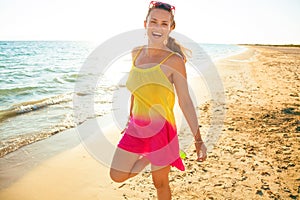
[194, 141, 207, 162]
[120, 128, 126, 134]
[121, 117, 131, 134]
[120, 124, 128, 134]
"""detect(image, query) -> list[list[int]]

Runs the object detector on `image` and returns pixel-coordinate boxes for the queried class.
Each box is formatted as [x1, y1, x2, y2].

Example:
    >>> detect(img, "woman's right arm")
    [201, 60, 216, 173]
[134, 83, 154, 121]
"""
[121, 48, 139, 134]
[129, 95, 134, 117]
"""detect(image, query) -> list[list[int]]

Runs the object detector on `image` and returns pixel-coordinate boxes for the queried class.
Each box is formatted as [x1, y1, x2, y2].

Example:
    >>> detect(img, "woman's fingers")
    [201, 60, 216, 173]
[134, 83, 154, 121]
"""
[196, 143, 207, 162]
[120, 129, 125, 134]
[197, 154, 207, 162]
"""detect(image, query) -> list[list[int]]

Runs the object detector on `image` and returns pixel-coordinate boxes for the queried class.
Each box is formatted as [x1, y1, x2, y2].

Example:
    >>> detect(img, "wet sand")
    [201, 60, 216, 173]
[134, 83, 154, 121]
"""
[0, 45, 299, 199]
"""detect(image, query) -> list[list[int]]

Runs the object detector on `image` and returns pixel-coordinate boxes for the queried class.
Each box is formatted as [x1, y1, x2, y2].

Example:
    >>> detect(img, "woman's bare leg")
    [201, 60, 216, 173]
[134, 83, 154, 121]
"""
[110, 147, 150, 183]
[151, 165, 171, 200]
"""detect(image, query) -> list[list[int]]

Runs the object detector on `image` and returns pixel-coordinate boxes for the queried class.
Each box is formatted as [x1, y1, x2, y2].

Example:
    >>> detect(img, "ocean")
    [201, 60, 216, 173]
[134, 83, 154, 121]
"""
[0, 41, 246, 157]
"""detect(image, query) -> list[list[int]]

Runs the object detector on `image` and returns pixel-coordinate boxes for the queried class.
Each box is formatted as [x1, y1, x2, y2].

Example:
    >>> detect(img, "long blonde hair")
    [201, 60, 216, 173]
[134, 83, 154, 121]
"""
[145, 7, 191, 63]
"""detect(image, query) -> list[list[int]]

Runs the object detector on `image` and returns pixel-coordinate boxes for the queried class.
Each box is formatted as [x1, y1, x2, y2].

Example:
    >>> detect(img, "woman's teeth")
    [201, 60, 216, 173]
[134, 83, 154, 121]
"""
[152, 32, 162, 37]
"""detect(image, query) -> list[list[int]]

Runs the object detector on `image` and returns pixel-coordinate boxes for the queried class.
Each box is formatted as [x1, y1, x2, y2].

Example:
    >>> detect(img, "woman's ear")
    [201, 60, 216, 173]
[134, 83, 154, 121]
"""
[144, 20, 147, 28]
[171, 21, 176, 30]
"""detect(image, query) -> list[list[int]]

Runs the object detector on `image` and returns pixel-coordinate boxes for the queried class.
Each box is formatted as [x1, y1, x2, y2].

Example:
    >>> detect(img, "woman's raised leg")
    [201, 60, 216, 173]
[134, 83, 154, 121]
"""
[110, 147, 150, 183]
[151, 165, 171, 200]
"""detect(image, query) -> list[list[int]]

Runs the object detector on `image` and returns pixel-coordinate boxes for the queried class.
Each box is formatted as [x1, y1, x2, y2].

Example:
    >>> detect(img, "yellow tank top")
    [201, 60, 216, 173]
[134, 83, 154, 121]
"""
[126, 47, 176, 126]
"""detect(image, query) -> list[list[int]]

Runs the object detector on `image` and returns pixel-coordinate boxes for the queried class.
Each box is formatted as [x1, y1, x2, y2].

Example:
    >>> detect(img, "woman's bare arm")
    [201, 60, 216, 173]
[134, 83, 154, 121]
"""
[170, 55, 207, 161]
[171, 55, 202, 140]
[129, 95, 134, 117]
[120, 48, 138, 134]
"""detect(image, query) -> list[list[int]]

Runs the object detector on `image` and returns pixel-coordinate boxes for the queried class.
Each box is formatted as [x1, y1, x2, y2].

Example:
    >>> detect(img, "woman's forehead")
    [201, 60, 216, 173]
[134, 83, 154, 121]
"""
[148, 9, 172, 21]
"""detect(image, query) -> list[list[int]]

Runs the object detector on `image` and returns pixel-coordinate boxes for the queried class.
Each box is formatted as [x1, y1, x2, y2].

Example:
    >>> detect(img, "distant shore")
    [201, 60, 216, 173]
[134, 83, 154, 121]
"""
[239, 43, 300, 48]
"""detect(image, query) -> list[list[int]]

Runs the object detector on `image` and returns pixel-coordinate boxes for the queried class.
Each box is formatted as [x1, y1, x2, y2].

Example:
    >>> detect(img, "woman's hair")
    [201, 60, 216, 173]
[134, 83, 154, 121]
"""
[145, 6, 191, 63]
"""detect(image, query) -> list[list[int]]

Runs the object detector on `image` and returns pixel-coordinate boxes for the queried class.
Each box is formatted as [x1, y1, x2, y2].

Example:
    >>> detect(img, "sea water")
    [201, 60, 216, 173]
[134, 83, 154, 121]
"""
[0, 41, 246, 157]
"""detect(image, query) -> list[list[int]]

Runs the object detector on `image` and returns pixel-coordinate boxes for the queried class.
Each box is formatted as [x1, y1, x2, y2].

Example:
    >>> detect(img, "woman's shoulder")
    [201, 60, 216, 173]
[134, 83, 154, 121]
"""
[168, 51, 185, 65]
[164, 46, 184, 62]
[131, 45, 144, 56]
[163, 50, 186, 73]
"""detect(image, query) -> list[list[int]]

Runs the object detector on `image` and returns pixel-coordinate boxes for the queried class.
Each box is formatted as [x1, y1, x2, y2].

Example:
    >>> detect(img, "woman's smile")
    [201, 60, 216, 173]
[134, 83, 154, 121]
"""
[152, 31, 163, 38]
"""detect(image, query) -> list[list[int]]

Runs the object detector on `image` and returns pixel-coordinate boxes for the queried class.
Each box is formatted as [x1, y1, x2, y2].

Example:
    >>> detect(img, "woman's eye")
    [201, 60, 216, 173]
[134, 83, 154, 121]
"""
[162, 23, 168, 26]
[151, 21, 156, 24]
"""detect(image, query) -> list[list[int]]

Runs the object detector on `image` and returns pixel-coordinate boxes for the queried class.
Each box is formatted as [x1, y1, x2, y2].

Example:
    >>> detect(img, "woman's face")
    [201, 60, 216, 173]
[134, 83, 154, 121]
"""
[145, 8, 173, 45]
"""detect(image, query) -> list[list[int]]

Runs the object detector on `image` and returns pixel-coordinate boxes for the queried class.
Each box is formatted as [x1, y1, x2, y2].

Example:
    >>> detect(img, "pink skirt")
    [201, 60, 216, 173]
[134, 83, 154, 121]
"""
[117, 117, 185, 171]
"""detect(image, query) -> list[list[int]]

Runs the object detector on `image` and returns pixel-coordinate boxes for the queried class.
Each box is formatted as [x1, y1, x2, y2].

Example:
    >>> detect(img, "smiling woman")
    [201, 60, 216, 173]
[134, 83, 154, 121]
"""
[109, 1, 207, 199]
[144, 1, 190, 62]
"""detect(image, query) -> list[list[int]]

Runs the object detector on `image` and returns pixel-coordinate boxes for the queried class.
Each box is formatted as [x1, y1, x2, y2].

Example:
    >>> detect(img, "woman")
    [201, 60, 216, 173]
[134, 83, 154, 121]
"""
[110, 1, 207, 199]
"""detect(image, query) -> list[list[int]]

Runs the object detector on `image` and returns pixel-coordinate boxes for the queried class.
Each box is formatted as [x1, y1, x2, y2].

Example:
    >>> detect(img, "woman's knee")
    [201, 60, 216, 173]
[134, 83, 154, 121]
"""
[109, 168, 129, 183]
[152, 176, 170, 189]
[151, 166, 170, 189]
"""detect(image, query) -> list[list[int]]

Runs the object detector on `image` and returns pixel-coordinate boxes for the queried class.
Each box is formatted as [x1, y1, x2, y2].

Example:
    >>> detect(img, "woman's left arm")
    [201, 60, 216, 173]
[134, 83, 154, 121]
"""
[171, 55, 207, 161]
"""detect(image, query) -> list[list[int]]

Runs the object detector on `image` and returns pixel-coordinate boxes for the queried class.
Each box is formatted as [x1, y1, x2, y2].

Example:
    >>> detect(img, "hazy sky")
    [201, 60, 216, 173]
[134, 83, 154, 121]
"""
[0, 0, 299, 44]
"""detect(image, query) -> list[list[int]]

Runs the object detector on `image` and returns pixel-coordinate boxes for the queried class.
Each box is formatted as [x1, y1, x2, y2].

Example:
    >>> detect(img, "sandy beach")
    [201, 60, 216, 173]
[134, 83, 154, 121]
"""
[0, 45, 299, 199]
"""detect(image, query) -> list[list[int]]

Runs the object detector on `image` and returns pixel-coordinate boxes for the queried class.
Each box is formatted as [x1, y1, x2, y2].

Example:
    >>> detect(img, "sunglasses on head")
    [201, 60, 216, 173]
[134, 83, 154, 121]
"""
[149, 1, 175, 15]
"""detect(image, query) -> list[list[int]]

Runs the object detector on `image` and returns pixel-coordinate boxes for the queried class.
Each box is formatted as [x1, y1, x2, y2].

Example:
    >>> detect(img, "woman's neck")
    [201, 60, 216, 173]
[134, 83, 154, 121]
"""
[146, 42, 169, 57]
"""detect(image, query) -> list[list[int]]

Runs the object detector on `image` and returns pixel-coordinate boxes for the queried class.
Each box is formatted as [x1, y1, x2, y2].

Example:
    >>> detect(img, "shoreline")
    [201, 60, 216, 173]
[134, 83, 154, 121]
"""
[1, 45, 299, 199]
[0, 112, 115, 189]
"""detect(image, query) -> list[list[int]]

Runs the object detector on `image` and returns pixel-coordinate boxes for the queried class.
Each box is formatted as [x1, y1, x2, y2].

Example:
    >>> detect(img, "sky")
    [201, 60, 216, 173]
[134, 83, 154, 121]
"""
[0, 0, 299, 44]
